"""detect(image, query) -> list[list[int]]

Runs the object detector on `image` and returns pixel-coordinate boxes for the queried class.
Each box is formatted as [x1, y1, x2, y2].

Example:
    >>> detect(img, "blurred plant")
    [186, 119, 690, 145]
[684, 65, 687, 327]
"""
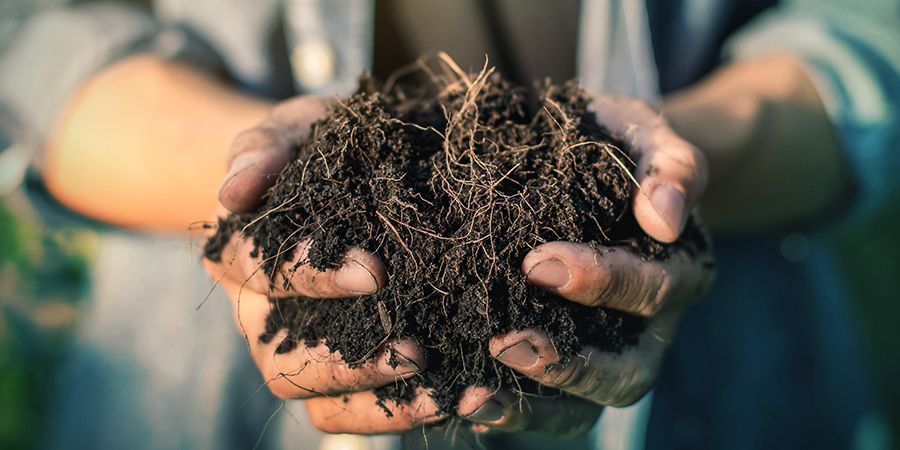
[835, 199, 900, 449]
[0, 198, 94, 450]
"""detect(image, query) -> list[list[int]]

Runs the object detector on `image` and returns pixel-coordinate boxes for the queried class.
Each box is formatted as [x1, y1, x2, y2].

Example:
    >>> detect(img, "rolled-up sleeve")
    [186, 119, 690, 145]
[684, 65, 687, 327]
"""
[0, 3, 157, 179]
[0, 2, 225, 194]
[724, 0, 900, 225]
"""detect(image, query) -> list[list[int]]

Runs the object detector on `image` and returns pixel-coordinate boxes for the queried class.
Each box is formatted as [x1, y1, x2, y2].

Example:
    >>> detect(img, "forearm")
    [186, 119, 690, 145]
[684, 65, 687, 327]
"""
[663, 54, 849, 234]
[43, 55, 272, 231]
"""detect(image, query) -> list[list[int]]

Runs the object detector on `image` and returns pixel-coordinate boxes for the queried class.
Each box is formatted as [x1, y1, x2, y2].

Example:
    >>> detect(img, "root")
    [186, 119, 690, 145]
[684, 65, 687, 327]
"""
[201, 52, 695, 418]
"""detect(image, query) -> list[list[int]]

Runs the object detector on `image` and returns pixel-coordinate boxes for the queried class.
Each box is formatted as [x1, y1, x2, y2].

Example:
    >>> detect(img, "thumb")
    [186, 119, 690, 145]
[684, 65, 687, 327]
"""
[218, 127, 293, 213]
[590, 96, 707, 243]
[219, 96, 330, 213]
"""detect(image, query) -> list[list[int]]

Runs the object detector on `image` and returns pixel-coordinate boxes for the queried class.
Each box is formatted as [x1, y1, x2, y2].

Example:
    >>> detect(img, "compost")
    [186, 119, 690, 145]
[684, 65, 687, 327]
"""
[205, 59, 707, 415]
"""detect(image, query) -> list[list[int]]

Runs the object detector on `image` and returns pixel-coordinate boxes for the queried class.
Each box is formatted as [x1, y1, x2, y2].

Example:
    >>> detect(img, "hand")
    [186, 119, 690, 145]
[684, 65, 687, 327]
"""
[204, 96, 447, 432]
[208, 94, 574, 435]
[461, 96, 714, 434]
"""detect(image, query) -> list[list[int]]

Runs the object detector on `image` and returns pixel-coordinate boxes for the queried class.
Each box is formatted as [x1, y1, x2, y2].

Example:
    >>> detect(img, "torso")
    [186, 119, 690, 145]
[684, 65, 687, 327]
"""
[373, 0, 581, 84]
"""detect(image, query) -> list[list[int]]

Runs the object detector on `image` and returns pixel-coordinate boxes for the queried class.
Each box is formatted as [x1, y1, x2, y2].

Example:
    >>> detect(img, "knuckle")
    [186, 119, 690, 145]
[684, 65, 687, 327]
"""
[395, 408, 426, 430]
[258, 359, 278, 385]
[239, 257, 270, 293]
[260, 357, 313, 400]
[232, 240, 266, 289]
[555, 353, 656, 407]
[682, 144, 709, 193]
[585, 253, 621, 308]
[229, 128, 273, 159]
[606, 364, 654, 407]
[590, 264, 653, 314]
[566, 417, 601, 438]
[266, 377, 297, 400]
[657, 143, 707, 194]
[586, 271, 615, 308]
[635, 270, 671, 317]
[201, 259, 221, 279]
[326, 362, 365, 392]
[305, 404, 339, 433]
[674, 142, 703, 166]
[545, 359, 592, 394]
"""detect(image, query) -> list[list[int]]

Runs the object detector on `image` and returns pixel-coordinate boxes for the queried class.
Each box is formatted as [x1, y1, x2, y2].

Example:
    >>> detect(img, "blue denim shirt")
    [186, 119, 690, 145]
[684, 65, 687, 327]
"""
[1, 1, 898, 449]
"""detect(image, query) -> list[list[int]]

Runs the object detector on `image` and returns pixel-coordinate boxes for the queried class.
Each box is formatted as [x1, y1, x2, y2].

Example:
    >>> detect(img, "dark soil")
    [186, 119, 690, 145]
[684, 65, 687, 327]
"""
[204, 60, 707, 416]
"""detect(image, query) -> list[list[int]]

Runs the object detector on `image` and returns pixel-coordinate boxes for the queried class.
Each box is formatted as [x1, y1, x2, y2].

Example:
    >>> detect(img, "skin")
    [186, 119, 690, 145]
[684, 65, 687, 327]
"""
[44, 53, 847, 437]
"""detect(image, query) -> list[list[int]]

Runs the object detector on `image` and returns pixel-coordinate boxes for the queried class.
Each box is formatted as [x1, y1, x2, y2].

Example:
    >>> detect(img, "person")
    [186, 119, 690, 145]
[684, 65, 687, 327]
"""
[1, 0, 897, 449]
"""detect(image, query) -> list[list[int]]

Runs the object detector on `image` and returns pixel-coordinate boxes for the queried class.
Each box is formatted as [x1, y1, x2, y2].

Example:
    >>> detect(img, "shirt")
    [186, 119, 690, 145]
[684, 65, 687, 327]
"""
[1, 1, 898, 449]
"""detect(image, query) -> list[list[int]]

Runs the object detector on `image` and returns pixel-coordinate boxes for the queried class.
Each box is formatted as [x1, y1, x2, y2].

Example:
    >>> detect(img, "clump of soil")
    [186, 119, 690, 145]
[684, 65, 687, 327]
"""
[205, 59, 707, 415]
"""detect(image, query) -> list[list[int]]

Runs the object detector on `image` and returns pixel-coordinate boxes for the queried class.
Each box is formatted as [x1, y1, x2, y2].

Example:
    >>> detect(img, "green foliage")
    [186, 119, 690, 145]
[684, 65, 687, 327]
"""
[834, 198, 900, 449]
[0, 200, 93, 450]
[0, 193, 898, 448]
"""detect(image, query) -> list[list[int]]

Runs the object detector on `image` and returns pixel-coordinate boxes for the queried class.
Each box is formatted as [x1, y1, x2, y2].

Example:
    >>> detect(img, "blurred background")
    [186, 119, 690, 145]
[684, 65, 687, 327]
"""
[1, 0, 899, 449]
[3, 149, 900, 449]
[0, 194, 94, 449]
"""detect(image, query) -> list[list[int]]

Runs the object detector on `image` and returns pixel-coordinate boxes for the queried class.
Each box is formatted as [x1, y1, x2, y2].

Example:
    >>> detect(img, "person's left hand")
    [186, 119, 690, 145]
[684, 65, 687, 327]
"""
[455, 95, 716, 435]
[256, 96, 715, 438]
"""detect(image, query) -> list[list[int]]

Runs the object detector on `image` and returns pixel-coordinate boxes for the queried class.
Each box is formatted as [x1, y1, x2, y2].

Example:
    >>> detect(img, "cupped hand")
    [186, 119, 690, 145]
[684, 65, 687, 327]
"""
[204, 95, 446, 433]
[464, 95, 715, 434]
[207, 94, 713, 437]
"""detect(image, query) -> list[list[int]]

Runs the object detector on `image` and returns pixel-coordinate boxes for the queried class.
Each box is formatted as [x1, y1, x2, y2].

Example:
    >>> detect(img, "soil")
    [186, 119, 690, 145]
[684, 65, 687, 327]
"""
[204, 59, 708, 416]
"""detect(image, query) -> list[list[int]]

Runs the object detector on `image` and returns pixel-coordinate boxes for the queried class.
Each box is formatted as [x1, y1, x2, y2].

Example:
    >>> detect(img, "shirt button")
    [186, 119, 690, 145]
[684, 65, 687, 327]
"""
[318, 434, 371, 450]
[292, 39, 337, 90]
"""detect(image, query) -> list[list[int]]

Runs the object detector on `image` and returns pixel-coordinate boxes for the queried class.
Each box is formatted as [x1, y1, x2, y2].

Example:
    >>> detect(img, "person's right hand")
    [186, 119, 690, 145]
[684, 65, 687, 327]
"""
[203, 95, 624, 437]
[203, 96, 448, 432]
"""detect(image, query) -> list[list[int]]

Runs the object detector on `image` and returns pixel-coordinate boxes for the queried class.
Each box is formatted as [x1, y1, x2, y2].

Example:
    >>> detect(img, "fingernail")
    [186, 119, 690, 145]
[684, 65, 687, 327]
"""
[650, 184, 686, 236]
[334, 260, 378, 294]
[496, 340, 540, 369]
[526, 258, 571, 289]
[220, 153, 259, 191]
[378, 349, 420, 376]
[465, 399, 506, 424]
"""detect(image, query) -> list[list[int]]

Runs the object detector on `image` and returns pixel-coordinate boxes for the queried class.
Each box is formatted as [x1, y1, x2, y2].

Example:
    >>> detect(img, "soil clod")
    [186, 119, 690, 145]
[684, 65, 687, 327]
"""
[205, 58, 707, 416]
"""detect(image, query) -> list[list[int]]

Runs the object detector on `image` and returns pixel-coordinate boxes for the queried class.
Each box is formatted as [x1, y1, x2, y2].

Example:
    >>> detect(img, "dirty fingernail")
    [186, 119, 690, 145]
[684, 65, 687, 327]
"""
[650, 184, 686, 236]
[465, 399, 506, 424]
[496, 340, 540, 369]
[334, 260, 378, 294]
[527, 258, 571, 289]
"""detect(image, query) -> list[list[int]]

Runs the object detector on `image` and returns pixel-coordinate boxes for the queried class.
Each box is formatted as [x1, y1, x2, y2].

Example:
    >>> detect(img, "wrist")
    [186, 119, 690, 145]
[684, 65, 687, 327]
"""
[45, 55, 273, 230]
[662, 75, 765, 194]
[661, 55, 847, 232]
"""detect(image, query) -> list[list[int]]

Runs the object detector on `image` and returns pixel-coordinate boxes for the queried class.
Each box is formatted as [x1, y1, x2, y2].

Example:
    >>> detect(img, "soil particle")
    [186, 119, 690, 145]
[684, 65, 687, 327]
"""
[205, 60, 707, 415]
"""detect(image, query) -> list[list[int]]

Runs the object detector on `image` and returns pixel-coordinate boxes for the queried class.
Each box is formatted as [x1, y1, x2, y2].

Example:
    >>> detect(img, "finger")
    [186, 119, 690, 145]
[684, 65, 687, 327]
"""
[207, 234, 386, 298]
[457, 386, 600, 437]
[590, 96, 708, 243]
[523, 241, 711, 316]
[219, 126, 294, 213]
[261, 336, 425, 400]
[305, 389, 445, 434]
[490, 328, 670, 407]
[217, 276, 425, 400]
[219, 96, 329, 213]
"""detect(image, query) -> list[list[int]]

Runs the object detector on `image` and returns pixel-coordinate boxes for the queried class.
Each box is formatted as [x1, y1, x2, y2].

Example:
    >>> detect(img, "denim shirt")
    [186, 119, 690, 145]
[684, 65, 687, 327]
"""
[1, 1, 898, 449]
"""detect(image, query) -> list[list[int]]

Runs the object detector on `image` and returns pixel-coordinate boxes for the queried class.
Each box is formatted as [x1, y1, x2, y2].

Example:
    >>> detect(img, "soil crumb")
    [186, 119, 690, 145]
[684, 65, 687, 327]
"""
[205, 57, 708, 415]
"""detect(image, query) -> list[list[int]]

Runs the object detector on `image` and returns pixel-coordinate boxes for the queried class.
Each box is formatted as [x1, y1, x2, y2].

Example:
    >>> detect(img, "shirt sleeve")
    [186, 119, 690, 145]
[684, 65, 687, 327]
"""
[723, 0, 900, 226]
[0, 2, 225, 193]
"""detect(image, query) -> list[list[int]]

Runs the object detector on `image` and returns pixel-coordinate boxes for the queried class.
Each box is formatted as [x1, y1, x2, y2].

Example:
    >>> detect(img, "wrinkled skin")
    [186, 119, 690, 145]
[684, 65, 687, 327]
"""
[203, 94, 715, 437]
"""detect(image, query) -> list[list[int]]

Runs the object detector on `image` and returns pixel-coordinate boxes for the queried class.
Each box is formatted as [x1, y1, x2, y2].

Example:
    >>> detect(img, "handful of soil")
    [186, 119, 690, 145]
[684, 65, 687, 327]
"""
[205, 58, 705, 415]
